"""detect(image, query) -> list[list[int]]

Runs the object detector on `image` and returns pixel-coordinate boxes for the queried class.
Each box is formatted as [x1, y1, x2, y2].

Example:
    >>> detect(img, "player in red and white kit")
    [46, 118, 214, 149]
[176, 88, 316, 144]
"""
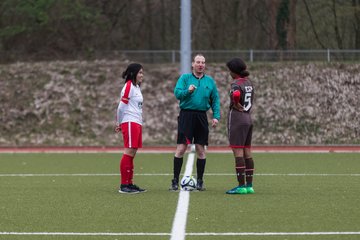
[116, 63, 146, 194]
[225, 58, 255, 195]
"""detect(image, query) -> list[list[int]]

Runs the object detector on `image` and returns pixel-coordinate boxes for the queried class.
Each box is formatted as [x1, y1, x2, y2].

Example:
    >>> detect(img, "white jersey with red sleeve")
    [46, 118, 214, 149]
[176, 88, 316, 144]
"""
[117, 81, 143, 125]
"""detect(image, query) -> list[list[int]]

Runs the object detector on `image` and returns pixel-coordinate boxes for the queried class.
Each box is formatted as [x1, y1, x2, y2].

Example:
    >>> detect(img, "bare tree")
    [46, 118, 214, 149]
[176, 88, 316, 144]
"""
[192, 0, 227, 49]
[331, 0, 344, 49]
[302, 0, 327, 48]
[287, 0, 297, 49]
[266, 0, 281, 49]
[1, 0, 360, 62]
[352, 0, 360, 48]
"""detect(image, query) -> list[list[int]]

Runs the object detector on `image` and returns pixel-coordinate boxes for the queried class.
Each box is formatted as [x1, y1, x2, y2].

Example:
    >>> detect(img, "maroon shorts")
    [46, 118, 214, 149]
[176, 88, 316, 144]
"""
[227, 109, 253, 148]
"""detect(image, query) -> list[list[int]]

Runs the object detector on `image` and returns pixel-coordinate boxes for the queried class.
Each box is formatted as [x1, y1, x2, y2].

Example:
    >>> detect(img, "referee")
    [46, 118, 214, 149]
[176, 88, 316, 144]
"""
[169, 54, 220, 191]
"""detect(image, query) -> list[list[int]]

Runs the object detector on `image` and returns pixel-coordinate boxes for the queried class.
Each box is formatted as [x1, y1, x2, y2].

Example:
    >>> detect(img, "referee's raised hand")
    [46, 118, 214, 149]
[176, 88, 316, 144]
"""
[188, 84, 196, 93]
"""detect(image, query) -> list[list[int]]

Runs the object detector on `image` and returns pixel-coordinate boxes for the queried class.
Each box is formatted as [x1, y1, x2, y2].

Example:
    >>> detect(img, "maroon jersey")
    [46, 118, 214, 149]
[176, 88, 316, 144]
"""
[229, 77, 254, 113]
[227, 77, 254, 148]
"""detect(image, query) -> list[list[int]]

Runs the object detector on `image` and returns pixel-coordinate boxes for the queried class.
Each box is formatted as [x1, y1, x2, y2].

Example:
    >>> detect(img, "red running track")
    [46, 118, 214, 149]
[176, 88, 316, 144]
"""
[0, 145, 360, 153]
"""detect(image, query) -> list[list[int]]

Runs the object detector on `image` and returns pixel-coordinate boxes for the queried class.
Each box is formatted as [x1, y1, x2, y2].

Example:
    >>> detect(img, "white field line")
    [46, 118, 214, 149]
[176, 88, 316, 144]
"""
[170, 152, 195, 240]
[1, 231, 359, 236]
[0, 232, 169, 236]
[189, 232, 360, 236]
[0, 173, 359, 177]
[1, 150, 359, 153]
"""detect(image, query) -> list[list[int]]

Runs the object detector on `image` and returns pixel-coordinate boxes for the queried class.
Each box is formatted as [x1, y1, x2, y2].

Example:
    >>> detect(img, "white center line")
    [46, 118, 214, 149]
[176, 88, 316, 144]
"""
[169, 151, 195, 240]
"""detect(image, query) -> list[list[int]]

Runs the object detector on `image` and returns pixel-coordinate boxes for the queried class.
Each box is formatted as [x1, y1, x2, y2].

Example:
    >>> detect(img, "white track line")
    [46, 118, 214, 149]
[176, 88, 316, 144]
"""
[1, 146, 360, 153]
[170, 151, 195, 240]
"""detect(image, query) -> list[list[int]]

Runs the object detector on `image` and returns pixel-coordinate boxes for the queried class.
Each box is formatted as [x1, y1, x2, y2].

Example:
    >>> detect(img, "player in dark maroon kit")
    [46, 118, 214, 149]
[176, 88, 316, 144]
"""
[225, 58, 255, 195]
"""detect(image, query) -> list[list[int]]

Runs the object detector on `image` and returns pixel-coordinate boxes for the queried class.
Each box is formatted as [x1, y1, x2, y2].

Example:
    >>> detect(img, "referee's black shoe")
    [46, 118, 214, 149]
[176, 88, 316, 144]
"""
[169, 178, 179, 191]
[196, 179, 206, 191]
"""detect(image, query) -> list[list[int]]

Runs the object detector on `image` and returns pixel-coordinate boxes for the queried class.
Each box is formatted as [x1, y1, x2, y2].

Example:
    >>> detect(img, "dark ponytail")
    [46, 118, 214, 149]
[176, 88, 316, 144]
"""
[226, 58, 249, 77]
[122, 63, 143, 85]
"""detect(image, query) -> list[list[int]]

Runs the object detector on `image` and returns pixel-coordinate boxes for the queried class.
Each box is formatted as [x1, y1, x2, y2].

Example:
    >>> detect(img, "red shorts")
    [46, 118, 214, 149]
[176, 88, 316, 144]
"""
[120, 122, 142, 148]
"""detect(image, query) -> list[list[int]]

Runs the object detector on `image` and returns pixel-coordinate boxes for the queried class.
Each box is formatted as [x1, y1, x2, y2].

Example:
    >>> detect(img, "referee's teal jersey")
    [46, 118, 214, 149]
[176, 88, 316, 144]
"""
[174, 73, 220, 120]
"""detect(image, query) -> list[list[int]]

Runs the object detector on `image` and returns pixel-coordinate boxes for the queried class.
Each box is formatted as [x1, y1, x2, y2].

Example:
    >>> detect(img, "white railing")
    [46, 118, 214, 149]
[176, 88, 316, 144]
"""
[2, 49, 360, 63]
[93, 49, 360, 63]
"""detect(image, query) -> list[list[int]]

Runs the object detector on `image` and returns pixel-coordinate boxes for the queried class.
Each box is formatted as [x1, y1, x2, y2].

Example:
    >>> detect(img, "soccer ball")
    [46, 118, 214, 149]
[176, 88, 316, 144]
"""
[180, 176, 197, 191]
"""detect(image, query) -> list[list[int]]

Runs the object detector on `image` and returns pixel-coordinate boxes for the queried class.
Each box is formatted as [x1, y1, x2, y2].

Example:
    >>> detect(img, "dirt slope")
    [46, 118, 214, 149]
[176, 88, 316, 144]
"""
[0, 61, 359, 146]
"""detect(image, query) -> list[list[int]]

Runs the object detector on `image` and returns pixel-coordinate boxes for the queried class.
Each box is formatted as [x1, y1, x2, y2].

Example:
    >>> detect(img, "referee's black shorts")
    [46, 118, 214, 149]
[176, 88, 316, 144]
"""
[177, 109, 209, 146]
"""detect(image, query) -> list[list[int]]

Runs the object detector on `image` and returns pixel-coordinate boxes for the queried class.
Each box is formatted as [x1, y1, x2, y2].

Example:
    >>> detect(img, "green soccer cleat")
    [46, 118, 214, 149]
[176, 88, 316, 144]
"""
[246, 183, 255, 194]
[226, 185, 247, 194]
[246, 186, 255, 194]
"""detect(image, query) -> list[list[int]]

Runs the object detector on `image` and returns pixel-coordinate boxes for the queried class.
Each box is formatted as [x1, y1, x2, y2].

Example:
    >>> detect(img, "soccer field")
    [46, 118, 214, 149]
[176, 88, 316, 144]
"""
[0, 152, 359, 240]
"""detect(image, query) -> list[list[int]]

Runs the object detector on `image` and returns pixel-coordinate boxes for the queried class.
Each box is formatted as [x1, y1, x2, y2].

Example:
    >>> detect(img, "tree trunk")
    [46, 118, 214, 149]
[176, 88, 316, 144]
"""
[353, 0, 360, 49]
[331, 0, 343, 49]
[266, 0, 281, 49]
[287, 0, 297, 49]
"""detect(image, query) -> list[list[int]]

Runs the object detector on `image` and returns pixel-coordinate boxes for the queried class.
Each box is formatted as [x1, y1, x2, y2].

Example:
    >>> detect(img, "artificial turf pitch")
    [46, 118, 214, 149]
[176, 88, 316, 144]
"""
[0, 152, 359, 240]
